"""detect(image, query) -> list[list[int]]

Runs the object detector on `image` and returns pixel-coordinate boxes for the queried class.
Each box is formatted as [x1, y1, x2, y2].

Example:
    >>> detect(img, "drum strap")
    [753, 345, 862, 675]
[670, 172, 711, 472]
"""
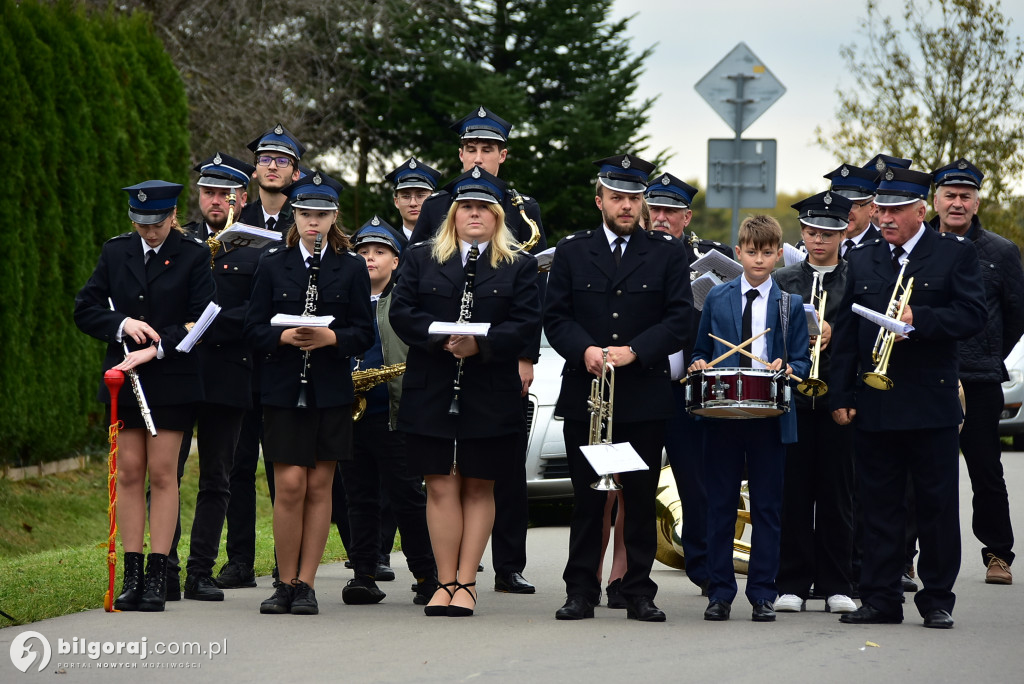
[778, 292, 791, 366]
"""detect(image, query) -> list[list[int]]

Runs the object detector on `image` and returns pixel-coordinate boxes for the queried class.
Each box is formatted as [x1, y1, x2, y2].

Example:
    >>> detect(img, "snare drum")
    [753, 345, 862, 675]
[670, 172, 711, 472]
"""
[684, 368, 790, 418]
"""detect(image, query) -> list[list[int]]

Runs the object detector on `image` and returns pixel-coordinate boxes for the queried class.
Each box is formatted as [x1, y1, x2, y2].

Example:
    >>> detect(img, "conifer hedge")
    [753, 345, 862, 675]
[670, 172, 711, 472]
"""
[0, 0, 190, 465]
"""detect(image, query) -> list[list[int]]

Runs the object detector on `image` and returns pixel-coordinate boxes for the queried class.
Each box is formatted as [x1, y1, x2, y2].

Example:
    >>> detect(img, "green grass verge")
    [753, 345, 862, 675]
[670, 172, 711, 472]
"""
[0, 454, 350, 626]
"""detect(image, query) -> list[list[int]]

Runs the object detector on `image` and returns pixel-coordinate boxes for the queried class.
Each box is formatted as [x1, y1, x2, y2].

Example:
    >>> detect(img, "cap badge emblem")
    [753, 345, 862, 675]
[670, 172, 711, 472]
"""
[478, 106, 487, 117]
[840, 166, 850, 177]
[213, 153, 222, 165]
[274, 124, 284, 135]
[958, 161, 968, 169]
[876, 159, 886, 172]
[137, 190, 147, 202]
[409, 159, 417, 169]
[471, 167, 482, 179]
[885, 170, 894, 180]
[621, 157, 631, 169]
[661, 176, 670, 185]
[313, 172, 322, 186]
[371, 216, 380, 226]
[824, 193, 832, 205]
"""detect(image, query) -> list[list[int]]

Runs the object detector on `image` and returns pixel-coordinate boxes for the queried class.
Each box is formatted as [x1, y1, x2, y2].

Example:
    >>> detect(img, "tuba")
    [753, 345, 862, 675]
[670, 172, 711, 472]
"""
[351, 363, 406, 421]
[587, 348, 621, 491]
[863, 259, 914, 391]
[797, 271, 828, 397]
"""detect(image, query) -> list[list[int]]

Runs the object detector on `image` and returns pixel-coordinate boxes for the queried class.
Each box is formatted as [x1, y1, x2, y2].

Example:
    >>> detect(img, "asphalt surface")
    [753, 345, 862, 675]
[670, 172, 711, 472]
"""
[3, 454, 1023, 683]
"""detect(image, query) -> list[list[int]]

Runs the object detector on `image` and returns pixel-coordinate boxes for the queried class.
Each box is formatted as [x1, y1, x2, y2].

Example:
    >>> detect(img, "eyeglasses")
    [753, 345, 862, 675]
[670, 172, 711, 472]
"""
[802, 231, 838, 243]
[256, 155, 294, 168]
[397, 191, 431, 204]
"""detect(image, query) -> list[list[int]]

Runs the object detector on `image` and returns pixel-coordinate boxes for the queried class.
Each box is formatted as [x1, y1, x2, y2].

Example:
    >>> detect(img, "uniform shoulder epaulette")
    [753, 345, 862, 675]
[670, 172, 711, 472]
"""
[186, 235, 206, 247]
[407, 240, 430, 250]
[345, 250, 362, 259]
[266, 246, 282, 256]
[559, 229, 593, 245]
[107, 232, 134, 242]
[851, 239, 876, 251]
[938, 231, 968, 243]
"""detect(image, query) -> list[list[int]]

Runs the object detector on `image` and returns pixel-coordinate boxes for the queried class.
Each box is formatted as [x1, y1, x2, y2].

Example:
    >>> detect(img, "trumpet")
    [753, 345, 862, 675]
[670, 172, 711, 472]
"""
[863, 259, 914, 391]
[588, 348, 621, 491]
[797, 271, 828, 397]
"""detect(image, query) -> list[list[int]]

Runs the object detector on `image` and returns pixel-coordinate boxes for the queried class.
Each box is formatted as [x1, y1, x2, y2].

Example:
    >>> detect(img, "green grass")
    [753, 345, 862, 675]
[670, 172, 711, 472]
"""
[0, 453, 350, 625]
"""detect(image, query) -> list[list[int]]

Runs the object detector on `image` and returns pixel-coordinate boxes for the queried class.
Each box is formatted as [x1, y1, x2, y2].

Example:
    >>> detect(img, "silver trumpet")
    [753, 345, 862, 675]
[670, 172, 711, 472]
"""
[108, 298, 157, 436]
[588, 348, 621, 491]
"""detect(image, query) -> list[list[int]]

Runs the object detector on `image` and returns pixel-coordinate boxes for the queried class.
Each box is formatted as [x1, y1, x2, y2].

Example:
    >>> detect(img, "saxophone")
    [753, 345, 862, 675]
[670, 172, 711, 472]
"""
[510, 189, 541, 253]
[296, 233, 323, 408]
[205, 190, 236, 268]
[351, 363, 407, 421]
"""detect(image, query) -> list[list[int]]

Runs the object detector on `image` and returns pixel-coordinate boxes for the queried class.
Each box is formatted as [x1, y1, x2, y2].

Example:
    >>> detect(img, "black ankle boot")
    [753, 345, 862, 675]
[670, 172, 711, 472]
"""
[139, 553, 169, 612]
[114, 552, 145, 611]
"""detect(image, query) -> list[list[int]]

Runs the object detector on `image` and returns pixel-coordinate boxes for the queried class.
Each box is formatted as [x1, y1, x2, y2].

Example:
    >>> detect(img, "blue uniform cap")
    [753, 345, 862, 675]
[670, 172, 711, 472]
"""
[874, 167, 933, 206]
[594, 154, 656, 194]
[824, 163, 878, 201]
[284, 170, 343, 210]
[444, 166, 506, 204]
[645, 173, 698, 208]
[246, 123, 306, 160]
[384, 157, 442, 192]
[352, 217, 402, 255]
[932, 158, 984, 188]
[450, 106, 512, 143]
[862, 154, 913, 174]
[194, 152, 255, 189]
[791, 191, 853, 230]
[123, 180, 183, 225]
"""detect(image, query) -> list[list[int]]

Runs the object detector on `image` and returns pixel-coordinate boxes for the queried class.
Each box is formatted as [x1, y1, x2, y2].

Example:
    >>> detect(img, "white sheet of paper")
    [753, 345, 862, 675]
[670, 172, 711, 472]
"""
[691, 249, 743, 281]
[428, 321, 491, 336]
[690, 272, 723, 311]
[783, 242, 808, 267]
[804, 303, 821, 336]
[213, 223, 284, 249]
[175, 301, 222, 352]
[270, 313, 335, 328]
[851, 303, 914, 336]
[580, 442, 649, 475]
[533, 246, 556, 271]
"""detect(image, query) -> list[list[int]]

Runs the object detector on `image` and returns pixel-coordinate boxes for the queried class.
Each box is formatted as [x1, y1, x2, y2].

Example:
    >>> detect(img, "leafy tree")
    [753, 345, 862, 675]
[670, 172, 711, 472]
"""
[816, 0, 1024, 208]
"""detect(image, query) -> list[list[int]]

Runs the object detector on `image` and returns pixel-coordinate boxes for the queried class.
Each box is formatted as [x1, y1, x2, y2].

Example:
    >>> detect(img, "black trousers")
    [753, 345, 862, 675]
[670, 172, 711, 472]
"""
[959, 380, 1015, 565]
[562, 419, 664, 602]
[222, 400, 269, 569]
[491, 398, 530, 575]
[170, 404, 246, 577]
[777, 405, 855, 598]
[338, 413, 435, 578]
[664, 383, 708, 588]
[857, 426, 961, 618]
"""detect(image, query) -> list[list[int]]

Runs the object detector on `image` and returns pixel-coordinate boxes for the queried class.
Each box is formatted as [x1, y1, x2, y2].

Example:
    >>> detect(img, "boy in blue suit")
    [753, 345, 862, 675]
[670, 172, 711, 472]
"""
[688, 215, 810, 622]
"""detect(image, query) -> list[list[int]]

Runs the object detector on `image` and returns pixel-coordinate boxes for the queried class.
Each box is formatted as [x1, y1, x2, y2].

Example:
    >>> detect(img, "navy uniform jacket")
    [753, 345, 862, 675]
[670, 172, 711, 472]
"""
[238, 198, 293, 234]
[244, 244, 374, 409]
[829, 226, 986, 430]
[692, 277, 810, 443]
[544, 227, 694, 423]
[409, 189, 547, 254]
[182, 220, 260, 408]
[389, 243, 540, 439]
[74, 229, 217, 407]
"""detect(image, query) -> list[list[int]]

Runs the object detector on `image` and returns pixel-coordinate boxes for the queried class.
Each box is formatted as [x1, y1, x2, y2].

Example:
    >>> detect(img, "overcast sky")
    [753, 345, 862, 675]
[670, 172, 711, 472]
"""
[608, 0, 934, 195]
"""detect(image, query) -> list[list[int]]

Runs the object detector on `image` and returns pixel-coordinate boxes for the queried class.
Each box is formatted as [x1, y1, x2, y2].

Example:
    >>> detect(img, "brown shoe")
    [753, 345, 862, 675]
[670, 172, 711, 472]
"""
[985, 554, 1012, 585]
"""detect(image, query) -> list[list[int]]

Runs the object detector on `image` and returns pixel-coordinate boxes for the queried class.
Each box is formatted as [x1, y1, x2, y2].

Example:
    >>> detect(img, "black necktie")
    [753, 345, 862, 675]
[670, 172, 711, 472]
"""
[612, 237, 624, 267]
[740, 289, 760, 368]
[266, 217, 277, 233]
[305, 256, 312, 269]
[843, 239, 855, 259]
[891, 245, 905, 273]
[144, 249, 156, 277]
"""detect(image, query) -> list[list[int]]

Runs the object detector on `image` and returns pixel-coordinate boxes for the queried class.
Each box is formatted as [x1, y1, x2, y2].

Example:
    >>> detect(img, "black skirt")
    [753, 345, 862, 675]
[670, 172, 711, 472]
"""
[405, 433, 518, 481]
[263, 406, 353, 467]
[106, 402, 193, 433]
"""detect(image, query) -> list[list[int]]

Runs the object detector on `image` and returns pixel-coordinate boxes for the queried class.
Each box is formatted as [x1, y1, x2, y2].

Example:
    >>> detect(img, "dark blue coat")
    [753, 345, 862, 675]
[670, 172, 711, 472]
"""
[244, 244, 374, 409]
[74, 229, 216, 407]
[829, 225, 987, 430]
[409, 189, 547, 253]
[389, 243, 540, 439]
[544, 227, 694, 423]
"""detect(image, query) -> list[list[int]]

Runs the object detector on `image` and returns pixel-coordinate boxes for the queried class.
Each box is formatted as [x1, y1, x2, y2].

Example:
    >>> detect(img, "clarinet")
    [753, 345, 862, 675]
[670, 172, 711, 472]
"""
[448, 241, 479, 415]
[107, 298, 157, 436]
[296, 233, 323, 408]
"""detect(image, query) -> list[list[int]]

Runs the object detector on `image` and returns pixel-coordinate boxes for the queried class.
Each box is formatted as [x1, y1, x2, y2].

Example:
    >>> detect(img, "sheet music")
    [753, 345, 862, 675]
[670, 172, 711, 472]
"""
[580, 442, 648, 475]
[691, 272, 723, 311]
[783, 242, 808, 267]
[691, 249, 743, 281]
[214, 223, 284, 249]
[427, 321, 491, 337]
[852, 303, 914, 336]
[804, 303, 821, 336]
[270, 314, 335, 328]
[175, 301, 222, 352]
[532, 246, 556, 271]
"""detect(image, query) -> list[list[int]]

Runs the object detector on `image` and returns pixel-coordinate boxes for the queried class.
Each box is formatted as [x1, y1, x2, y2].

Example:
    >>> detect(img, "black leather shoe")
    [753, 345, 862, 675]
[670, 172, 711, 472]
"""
[184, 575, 225, 601]
[704, 600, 731, 621]
[625, 595, 666, 622]
[751, 600, 776, 622]
[605, 578, 626, 609]
[839, 604, 902, 624]
[342, 575, 386, 605]
[260, 581, 292, 614]
[114, 552, 145, 611]
[165, 570, 181, 602]
[412, 577, 439, 606]
[290, 579, 319, 615]
[901, 571, 918, 593]
[215, 563, 257, 589]
[923, 609, 954, 629]
[555, 594, 595, 620]
[374, 563, 396, 582]
[139, 553, 169, 612]
[495, 571, 536, 594]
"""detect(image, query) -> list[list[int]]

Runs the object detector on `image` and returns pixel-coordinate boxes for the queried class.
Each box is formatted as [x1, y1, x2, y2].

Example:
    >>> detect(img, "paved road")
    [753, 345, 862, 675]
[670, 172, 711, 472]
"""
[3, 455, 1023, 683]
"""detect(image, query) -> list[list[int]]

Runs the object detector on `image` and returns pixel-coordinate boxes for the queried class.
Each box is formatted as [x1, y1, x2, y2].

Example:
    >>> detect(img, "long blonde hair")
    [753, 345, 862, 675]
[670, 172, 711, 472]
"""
[430, 200, 519, 267]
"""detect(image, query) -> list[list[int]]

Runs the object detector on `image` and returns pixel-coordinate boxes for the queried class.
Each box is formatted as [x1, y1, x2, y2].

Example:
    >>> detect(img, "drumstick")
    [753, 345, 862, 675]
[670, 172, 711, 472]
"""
[708, 333, 804, 383]
[705, 329, 771, 368]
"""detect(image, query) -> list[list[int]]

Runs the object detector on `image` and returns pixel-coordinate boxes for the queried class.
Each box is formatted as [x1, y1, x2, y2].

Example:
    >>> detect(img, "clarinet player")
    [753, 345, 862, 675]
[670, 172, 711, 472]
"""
[74, 181, 216, 612]
[390, 167, 540, 617]
[245, 171, 374, 616]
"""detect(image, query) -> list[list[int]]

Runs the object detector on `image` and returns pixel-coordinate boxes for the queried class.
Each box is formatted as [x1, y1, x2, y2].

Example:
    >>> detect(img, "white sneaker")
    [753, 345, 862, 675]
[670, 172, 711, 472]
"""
[775, 594, 804, 612]
[826, 594, 857, 613]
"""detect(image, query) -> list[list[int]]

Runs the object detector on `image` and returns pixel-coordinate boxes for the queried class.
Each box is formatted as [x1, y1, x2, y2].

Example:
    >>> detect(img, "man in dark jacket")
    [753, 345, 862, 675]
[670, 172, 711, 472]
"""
[930, 159, 1024, 585]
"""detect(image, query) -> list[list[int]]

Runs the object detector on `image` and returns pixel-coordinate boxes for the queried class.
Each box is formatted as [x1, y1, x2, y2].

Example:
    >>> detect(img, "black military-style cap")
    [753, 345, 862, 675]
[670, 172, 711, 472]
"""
[824, 163, 878, 201]
[791, 191, 852, 230]
[594, 154, 656, 194]
[246, 123, 306, 160]
[284, 170, 343, 210]
[874, 167, 933, 206]
[450, 106, 512, 143]
[193, 152, 255, 189]
[123, 180, 183, 225]
[443, 166, 506, 204]
[384, 158, 442, 192]
[645, 173, 698, 208]
[862, 154, 912, 174]
[932, 158, 984, 188]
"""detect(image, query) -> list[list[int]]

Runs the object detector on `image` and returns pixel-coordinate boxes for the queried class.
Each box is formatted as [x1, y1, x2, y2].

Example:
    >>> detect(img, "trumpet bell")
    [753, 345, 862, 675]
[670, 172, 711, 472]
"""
[862, 371, 893, 391]
[796, 377, 828, 397]
[590, 474, 622, 491]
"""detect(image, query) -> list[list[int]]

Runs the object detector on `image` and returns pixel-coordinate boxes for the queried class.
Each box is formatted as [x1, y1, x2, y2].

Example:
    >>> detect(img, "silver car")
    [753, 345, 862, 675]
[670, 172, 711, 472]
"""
[1000, 337, 1024, 451]
[525, 332, 573, 500]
